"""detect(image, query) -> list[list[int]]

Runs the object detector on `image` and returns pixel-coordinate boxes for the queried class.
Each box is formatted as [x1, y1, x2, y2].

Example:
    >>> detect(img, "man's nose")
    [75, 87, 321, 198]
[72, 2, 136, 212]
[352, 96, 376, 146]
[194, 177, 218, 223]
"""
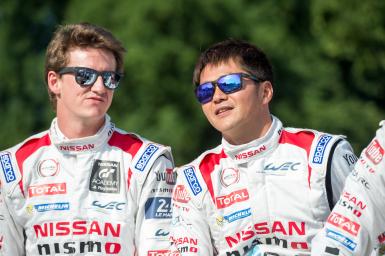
[212, 85, 227, 103]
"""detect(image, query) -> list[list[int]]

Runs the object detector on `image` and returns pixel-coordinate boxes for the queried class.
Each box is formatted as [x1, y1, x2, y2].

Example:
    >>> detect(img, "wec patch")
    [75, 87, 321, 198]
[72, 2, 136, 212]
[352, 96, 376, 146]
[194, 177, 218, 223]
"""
[312, 135, 332, 164]
[135, 144, 159, 172]
[0, 152, 16, 183]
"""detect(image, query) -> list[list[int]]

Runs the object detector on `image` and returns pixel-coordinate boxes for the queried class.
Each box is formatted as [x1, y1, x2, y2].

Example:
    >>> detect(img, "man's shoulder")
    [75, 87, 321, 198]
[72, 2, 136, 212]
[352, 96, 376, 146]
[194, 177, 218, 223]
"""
[176, 145, 223, 192]
[0, 130, 50, 192]
[2, 130, 50, 153]
[281, 126, 347, 145]
[181, 144, 223, 172]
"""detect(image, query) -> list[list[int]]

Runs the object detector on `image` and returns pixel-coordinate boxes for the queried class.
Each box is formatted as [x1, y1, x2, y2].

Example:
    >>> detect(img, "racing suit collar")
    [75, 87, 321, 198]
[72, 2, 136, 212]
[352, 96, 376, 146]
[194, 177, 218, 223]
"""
[222, 115, 283, 164]
[50, 114, 115, 154]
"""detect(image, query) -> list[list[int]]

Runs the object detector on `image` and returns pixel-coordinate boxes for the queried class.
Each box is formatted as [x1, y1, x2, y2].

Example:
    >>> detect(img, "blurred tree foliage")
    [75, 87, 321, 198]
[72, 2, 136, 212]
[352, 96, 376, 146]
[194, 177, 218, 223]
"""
[0, 0, 384, 165]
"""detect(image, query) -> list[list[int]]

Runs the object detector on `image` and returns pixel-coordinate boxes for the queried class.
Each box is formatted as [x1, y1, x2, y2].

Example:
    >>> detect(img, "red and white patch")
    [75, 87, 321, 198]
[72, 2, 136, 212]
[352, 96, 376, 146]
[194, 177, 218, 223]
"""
[365, 139, 384, 165]
[220, 168, 240, 187]
[173, 185, 191, 203]
[38, 159, 59, 177]
[28, 183, 66, 197]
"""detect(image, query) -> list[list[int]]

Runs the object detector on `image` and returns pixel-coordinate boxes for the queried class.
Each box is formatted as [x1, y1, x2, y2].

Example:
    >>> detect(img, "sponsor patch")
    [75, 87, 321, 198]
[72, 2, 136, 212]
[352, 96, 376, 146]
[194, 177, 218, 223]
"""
[216, 189, 249, 209]
[156, 168, 176, 185]
[326, 229, 357, 251]
[224, 208, 251, 223]
[38, 159, 59, 177]
[89, 160, 120, 194]
[34, 202, 70, 212]
[263, 162, 301, 172]
[135, 144, 159, 171]
[220, 168, 240, 187]
[173, 185, 191, 203]
[0, 152, 16, 183]
[183, 167, 202, 196]
[325, 246, 340, 255]
[327, 212, 360, 236]
[378, 231, 385, 243]
[365, 139, 384, 165]
[145, 197, 172, 219]
[28, 183, 66, 197]
[312, 135, 332, 164]
[92, 201, 125, 210]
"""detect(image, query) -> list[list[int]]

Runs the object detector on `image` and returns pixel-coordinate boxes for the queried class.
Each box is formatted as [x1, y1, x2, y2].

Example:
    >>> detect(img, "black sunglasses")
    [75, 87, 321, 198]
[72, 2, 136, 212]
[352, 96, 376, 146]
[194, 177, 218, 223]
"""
[58, 67, 123, 90]
[195, 73, 261, 104]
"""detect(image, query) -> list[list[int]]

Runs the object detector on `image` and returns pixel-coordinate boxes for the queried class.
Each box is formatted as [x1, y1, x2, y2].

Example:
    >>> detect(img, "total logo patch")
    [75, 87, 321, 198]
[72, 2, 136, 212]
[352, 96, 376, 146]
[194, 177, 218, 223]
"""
[28, 183, 66, 197]
[37, 159, 59, 177]
[89, 160, 120, 194]
[327, 212, 360, 236]
[215, 189, 249, 209]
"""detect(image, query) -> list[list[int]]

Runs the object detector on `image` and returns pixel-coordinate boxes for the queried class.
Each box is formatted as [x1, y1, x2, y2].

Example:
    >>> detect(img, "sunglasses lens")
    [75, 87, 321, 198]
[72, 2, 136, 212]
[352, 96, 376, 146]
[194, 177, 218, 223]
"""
[102, 72, 121, 89]
[217, 74, 242, 93]
[75, 68, 97, 86]
[196, 82, 214, 104]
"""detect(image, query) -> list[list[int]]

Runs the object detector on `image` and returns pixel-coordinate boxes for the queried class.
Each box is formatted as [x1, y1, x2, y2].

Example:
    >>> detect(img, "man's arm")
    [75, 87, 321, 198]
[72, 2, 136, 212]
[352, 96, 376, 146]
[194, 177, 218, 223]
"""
[0, 184, 25, 256]
[170, 167, 214, 256]
[135, 155, 175, 255]
[329, 139, 357, 205]
[312, 122, 385, 255]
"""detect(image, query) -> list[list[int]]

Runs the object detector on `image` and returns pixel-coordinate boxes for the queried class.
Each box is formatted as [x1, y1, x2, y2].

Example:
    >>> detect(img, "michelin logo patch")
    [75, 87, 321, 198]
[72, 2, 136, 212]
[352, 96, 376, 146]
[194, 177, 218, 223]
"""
[312, 135, 332, 164]
[184, 167, 202, 196]
[326, 228, 357, 251]
[34, 202, 70, 212]
[0, 152, 16, 183]
[135, 144, 159, 171]
[224, 208, 251, 223]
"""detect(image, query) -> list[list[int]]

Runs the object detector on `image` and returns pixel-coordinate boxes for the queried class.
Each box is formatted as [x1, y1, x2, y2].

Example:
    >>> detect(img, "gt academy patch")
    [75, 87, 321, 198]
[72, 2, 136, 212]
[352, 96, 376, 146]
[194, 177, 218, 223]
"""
[89, 160, 120, 193]
[135, 144, 159, 172]
[0, 152, 16, 183]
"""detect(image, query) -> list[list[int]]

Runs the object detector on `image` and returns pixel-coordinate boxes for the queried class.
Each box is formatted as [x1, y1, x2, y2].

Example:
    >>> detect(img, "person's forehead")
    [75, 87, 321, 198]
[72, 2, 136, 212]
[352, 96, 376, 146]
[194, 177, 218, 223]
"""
[200, 59, 244, 82]
[66, 47, 116, 69]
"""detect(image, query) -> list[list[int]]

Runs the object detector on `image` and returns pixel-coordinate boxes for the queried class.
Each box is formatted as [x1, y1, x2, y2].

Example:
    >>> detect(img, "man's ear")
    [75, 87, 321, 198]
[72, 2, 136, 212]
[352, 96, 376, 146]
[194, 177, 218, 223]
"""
[47, 71, 61, 95]
[260, 81, 273, 104]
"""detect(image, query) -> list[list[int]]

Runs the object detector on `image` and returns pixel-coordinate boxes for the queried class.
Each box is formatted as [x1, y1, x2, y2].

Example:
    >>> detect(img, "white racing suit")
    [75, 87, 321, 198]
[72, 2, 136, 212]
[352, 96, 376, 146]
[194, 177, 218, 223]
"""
[311, 121, 385, 256]
[171, 116, 356, 256]
[0, 115, 175, 256]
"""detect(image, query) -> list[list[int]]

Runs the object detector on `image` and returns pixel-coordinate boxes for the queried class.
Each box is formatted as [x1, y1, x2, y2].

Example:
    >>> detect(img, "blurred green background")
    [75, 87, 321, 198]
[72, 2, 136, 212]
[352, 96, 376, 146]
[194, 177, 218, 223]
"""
[0, 0, 384, 166]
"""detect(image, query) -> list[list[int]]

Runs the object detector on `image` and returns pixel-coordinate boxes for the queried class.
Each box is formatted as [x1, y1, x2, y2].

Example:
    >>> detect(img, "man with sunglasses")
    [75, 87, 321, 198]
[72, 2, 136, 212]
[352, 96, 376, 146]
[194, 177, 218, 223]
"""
[170, 39, 356, 255]
[0, 23, 175, 255]
[311, 121, 385, 256]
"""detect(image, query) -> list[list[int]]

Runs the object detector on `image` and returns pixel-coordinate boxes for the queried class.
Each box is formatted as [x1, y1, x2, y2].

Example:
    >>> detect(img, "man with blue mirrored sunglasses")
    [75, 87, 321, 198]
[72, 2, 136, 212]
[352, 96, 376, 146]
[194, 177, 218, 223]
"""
[0, 23, 175, 255]
[170, 39, 356, 255]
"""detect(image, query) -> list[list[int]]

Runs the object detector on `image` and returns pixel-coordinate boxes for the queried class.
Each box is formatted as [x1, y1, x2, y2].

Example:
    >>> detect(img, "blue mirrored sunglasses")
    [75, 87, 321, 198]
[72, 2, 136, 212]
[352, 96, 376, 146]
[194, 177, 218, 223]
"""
[58, 67, 123, 90]
[194, 73, 261, 104]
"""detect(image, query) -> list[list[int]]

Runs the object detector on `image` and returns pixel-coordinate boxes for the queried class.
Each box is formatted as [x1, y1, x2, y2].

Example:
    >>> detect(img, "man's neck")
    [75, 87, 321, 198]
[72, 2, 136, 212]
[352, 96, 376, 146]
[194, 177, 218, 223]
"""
[223, 115, 273, 145]
[56, 116, 105, 139]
